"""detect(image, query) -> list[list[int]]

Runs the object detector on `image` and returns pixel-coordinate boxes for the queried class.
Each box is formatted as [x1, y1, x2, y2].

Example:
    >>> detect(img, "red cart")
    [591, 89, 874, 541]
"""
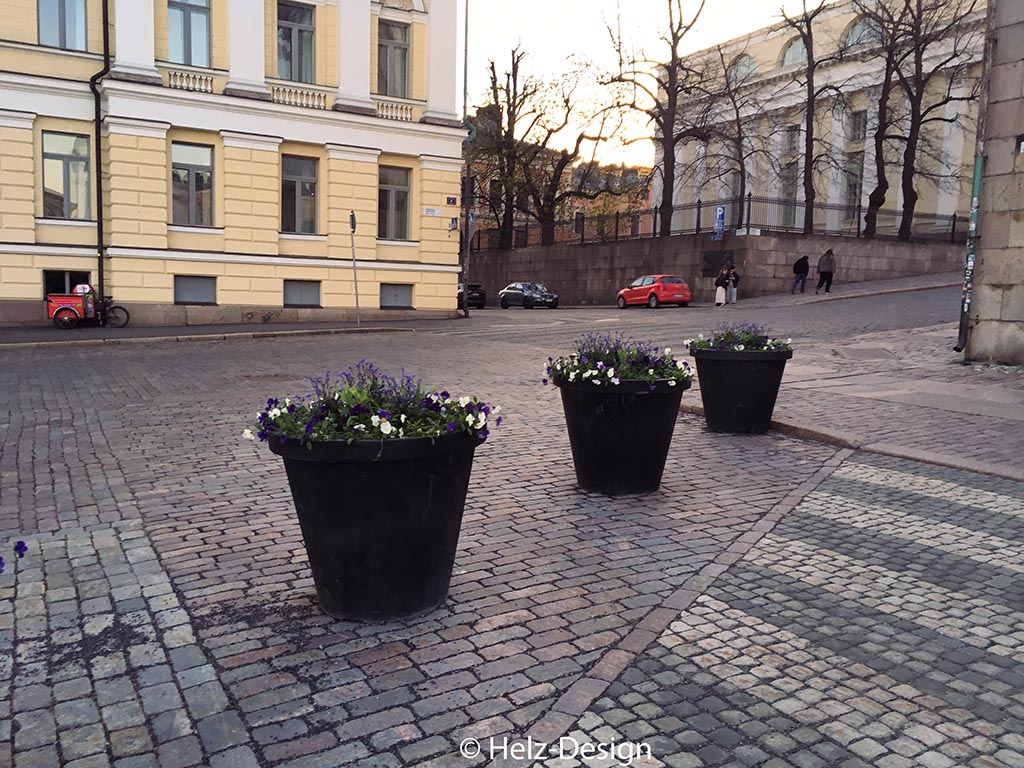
[46, 284, 130, 329]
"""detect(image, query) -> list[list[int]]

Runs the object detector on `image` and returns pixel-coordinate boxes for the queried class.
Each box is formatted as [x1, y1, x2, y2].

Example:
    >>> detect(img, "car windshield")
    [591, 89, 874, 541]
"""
[532, 284, 548, 292]
[661, 277, 685, 284]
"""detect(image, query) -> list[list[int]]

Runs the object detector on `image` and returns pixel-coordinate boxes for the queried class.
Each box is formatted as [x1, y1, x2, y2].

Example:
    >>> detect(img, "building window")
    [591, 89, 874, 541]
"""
[38, 0, 86, 51]
[42, 132, 90, 220]
[283, 280, 321, 308]
[378, 166, 410, 240]
[845, 16, 882, 49]
[43, 270, 90, 296]
[380, 283, 413, 309]
[781, 38, 807, 68]
[174, 275, 217, 305]
[850, 110, 868, 142]
[171, 143, 214, 227]
[727, 54, 757, 86]
[281, 155, 318, 234]
[377, 21, 409, 98]
[785, 125, 800, 154]
[168, 0, 210, 68]
[277, 2, 315, 83]
[844, 150, 865, 210]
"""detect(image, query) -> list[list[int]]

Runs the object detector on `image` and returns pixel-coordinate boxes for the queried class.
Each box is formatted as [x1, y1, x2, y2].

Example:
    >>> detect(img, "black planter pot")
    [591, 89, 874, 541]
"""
[556, 378, 690, 495]
[691, 348, 793, 434]
[269, 432, 484, 622]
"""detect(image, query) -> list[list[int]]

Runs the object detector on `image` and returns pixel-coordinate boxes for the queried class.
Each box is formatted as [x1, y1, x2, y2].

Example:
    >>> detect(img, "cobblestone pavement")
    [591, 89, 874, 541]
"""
[1, 288, 1022, 768]
[558, 453, 1024, 768]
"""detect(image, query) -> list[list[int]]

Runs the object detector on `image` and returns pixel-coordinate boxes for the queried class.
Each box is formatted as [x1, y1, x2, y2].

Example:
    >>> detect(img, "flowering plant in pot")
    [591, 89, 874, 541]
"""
[544, 334, 693, 495]
[686, 323, 793, 434]
[248, 361, 499, 621]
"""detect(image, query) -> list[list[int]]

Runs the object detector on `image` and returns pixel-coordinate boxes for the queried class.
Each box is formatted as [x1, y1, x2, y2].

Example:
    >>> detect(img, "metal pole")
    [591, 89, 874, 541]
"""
[460, 0, 472, 319]
[349, 211, 361, 328]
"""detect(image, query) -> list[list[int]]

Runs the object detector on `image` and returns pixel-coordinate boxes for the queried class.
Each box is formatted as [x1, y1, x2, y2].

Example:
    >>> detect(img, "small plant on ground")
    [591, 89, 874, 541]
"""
[686, 323, 792, 352]
[246, 360, 499, 446]
[544, 333, 694, 389]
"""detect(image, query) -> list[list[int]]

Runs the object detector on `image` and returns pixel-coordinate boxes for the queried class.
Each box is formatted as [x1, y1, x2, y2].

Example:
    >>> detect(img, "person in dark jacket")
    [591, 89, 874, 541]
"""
[816, 248, 836, 294]
[725, 266, 740, 305]
[792, 255, 810, 294]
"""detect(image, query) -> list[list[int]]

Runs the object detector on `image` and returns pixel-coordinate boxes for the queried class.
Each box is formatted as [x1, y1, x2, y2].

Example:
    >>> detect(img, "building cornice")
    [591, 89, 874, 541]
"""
[0, 109, 36, 130]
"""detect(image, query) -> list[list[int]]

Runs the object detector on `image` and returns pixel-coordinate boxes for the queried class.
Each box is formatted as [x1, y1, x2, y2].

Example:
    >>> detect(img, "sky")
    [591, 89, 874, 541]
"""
[457, 0, 829, 166]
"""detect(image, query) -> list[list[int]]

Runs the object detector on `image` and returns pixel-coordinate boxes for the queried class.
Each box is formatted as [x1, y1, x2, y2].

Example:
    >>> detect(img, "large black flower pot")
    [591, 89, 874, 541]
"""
[556, 379, 690, 495]
[269, 432, 484, 622]
[691, 348, 793, 434]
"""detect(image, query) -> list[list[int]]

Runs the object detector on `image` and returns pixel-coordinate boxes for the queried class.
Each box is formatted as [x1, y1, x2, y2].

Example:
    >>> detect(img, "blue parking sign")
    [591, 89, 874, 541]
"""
[712, 205, 726, 240]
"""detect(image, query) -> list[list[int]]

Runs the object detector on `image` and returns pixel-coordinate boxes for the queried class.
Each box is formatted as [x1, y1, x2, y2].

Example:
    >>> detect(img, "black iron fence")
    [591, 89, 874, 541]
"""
[471, 193, 967, 252]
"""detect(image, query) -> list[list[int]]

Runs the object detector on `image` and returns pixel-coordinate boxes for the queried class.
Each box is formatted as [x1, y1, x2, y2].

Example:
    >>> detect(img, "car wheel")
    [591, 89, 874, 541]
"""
[500, 299, 509, 309]
[648, 294, 660, 309]
[680, 301, 689, 307]
[617, 296, 627, 309]
[524, 298, 534, 309]
[550, 303, 558, 309]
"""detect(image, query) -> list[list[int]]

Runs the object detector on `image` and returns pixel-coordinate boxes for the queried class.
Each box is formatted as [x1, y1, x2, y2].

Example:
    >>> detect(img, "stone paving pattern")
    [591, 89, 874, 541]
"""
[1, 289, 1023, 767]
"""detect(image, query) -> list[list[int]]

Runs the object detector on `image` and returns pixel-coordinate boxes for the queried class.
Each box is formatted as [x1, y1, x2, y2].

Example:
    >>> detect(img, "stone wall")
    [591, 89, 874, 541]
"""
[470, 232, 964, 306]
[966, 0, 1024, 364]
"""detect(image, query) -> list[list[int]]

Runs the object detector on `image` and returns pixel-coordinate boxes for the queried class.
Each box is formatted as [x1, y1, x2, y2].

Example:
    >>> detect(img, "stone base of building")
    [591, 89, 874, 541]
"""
[965, 320, 1024, 366]
[0, 301, 459, 328]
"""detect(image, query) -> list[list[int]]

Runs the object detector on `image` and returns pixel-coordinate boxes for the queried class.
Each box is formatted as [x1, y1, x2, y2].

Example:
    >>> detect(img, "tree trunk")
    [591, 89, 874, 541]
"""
[540, 215, 556, 246]
[658, 133, 676, 238]
[863, 62, 894, 240]
[898, 114, 921, 241]
[802, 66, 817, 234]
[499, 188, 516, 250]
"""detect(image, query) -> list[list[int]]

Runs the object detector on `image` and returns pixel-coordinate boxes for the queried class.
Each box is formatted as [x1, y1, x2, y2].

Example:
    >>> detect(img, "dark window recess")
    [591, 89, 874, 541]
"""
[174, 275, 217, 305]
[283, 279, 320, 307]
[43, 270, 90, 296]
[702, 250, 734, 278]
[379, 283, 413, 309]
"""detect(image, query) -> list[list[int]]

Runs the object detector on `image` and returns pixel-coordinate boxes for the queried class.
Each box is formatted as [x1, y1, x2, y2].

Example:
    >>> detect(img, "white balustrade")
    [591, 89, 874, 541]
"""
[271, 85, 329, 110]
[167, 70, 214, 93]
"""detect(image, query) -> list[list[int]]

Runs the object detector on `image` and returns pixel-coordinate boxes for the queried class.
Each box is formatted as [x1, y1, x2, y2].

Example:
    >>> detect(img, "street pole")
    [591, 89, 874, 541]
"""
[460, 0, 472, 319]
[349, 210, 361, 328]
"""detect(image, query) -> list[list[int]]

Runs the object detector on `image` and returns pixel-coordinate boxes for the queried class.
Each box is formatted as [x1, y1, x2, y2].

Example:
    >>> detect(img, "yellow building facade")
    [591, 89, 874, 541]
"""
[0, 0, 464, 325]
[658, 0, 985, 238]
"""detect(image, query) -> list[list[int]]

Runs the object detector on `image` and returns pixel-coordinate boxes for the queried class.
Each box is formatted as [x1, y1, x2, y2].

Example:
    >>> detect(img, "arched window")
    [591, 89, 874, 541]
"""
[781, 37, 808, 67]
[727, 54, 757, 85]
[844, 16, 882, 48]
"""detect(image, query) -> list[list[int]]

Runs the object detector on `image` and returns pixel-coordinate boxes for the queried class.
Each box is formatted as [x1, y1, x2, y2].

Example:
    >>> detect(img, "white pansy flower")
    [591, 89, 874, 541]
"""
[400, 414, 407, 423]
[459, 396, 471, 407]
[379, 421, 394, 435]
[668, 380, 677, 387]
[353, 424, 366, 432]
[611, 377, 621, 385]
[371, 415, 380, 426]
[649, 369, 655, 376]
[698, 333, 705, 340]
[737, 344, 745, 351]
[493, 406, 502, 414]
[475, 414, 486, 429]
[284, 398, 291, 406]
[606, 367, 615, 378]
[242, 429, 255, 440]
[268, 408, 281, 418]
[568, 371, 577, 382]
[664, 348, 671, 354]
[786, 338, 792, 344]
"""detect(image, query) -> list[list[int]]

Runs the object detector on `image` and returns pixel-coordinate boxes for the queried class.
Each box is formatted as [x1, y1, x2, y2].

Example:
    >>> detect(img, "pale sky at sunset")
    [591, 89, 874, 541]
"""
[457, 0, 835, 166]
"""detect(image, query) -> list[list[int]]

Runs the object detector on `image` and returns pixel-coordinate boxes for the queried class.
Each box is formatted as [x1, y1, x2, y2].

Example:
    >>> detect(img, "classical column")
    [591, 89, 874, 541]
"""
[420, 0, 459, 125]
[112, 0, 161, 83]
[335, 0, 375, 115]
[224, 0, 269, 99]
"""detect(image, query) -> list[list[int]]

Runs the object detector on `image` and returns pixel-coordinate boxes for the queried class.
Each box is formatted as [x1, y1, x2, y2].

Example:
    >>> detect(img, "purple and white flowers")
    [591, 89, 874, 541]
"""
[248, 361, 499, 446]
[685, 323, 792, 353]
[544, 333, 694, 389]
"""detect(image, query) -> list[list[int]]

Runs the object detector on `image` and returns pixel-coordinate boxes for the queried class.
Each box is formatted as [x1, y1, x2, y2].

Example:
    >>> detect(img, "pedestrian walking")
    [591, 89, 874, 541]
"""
[714, 267, 728, 306]
[725, 266, 740, 304]
[792, 255, 809, 294]
[816, 248, 836, 294]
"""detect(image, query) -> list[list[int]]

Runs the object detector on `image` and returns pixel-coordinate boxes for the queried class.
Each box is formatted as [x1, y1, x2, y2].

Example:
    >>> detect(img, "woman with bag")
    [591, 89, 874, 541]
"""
[714, 267, 729, 306]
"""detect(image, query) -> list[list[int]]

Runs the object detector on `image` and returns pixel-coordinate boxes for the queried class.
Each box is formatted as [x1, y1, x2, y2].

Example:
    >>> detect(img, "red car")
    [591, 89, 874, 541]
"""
[616, 274, 691, 308]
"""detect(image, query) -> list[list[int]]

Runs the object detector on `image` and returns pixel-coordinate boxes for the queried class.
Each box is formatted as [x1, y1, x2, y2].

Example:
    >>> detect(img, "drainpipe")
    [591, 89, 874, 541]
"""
[88, 0, 111, 322]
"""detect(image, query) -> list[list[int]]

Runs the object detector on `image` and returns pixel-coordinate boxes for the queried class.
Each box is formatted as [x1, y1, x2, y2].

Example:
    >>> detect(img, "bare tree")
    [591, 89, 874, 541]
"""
[605, 0, 711, 237]
[780, 0, 850, 234]
[889, 0, 982, 239]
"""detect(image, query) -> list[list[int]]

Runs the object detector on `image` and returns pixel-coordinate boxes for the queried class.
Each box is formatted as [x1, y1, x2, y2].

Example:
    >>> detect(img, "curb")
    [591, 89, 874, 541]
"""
[678, 402, 1024, 483]
[0, 326, 414, 350]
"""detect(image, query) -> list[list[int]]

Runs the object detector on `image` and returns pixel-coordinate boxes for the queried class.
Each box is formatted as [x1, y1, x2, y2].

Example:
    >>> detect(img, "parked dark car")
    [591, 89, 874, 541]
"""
[457, 283, 486, 309]
[498, 282, 559, 309]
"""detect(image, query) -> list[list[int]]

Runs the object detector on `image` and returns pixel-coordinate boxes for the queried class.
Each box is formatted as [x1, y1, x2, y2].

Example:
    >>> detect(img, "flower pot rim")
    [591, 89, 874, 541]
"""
[691, 348, 793, 361]
[552, 377, 693, 394]
[268, 430, 485, 463]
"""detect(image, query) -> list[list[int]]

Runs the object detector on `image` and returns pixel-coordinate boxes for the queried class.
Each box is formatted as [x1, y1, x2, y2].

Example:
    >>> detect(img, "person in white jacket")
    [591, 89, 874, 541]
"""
[815, 249, 836, 294]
